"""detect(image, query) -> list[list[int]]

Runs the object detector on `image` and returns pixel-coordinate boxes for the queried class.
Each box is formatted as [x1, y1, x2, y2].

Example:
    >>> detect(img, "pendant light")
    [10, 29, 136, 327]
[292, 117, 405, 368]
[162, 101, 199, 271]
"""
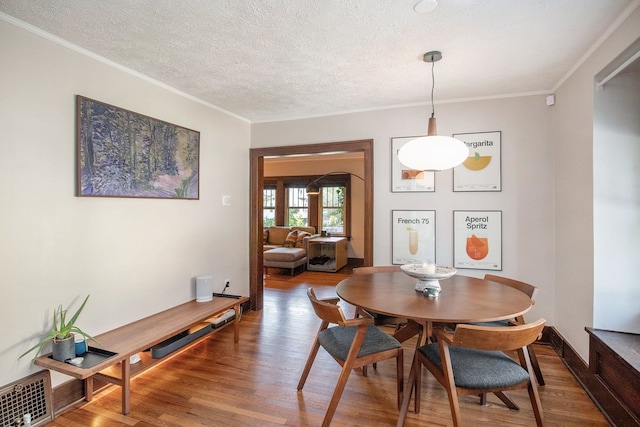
[397, 51, 469, 171]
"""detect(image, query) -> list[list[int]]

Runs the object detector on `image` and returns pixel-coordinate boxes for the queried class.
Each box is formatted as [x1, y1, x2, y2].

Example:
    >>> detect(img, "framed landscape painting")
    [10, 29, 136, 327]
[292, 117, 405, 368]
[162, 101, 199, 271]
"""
[76, 95, 200, 199]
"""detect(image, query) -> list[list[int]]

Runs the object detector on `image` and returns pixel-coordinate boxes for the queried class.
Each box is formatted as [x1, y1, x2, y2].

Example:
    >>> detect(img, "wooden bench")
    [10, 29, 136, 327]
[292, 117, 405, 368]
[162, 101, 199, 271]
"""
[35, 296, 248, 415]
[586, 327, 640, 426]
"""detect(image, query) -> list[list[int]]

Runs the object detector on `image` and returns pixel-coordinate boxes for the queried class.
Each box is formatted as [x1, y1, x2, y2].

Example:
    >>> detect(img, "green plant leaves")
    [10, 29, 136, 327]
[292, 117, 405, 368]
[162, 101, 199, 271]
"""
[19, 295, 98, 361]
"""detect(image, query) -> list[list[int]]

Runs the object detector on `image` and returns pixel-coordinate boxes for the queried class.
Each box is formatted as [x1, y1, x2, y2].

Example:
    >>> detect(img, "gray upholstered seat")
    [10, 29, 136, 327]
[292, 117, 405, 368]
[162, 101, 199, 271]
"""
[319, 324, 401, 360]
[419, 344, 530, 389]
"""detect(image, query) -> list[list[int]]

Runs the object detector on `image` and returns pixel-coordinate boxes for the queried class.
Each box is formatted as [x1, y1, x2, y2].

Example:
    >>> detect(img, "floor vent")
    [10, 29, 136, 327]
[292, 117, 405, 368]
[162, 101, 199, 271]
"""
[0, 371, 53, 427]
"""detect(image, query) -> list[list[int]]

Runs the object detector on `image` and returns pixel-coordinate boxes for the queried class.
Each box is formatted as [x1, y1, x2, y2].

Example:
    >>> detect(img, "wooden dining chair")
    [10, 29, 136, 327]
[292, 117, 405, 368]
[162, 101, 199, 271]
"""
[297, 288, 404, 427]
[481, 274, 545, 386]
[398, 319, 546, 427]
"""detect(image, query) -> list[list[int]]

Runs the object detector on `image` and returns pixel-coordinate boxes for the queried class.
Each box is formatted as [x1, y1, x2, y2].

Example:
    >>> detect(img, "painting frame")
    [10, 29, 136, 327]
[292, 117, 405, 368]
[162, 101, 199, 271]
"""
[453, 210, 502, 270]
[76, 95, 200, 199]
[392, 210, 436, 265]
[453, 131, 501, 192]
[391, 137, 435, 192]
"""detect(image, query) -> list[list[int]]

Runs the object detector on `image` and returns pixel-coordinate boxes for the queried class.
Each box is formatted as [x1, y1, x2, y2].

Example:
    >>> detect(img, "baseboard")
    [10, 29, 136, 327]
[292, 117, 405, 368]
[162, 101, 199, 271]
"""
[347, 257, 364, 267]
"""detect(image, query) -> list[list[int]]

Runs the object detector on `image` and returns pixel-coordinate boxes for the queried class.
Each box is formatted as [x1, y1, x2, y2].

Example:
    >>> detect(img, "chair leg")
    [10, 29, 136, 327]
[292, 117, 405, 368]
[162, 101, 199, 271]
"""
[445, 387, 462, 427]
[527, 380, 546, 426]
[414, 358, 422, 414]
[479, 393, 487, 405]
[322, 363, 353, 427]
[396, 353, 417, 427]
[494, 391, 520, 410]
[297, 339, 321, 390]
[529, 346, 545, 386]
[396, 348, 404, 410]
[520, 346, 546, 426]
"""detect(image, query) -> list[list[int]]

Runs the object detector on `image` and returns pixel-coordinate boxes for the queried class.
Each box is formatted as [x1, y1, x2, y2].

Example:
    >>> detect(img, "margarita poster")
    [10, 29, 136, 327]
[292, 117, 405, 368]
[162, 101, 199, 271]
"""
[453, 210, 502, 270]
[392, 210, 436, 264]
[453, 131, 501, 192]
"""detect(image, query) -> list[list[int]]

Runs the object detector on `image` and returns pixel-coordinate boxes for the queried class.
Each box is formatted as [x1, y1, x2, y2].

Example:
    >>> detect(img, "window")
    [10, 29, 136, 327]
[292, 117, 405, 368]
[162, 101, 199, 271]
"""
[286, 186, 308, 227]
[321, 186, 345, 235]
[262, 174, 352, 237]
[263, 187, 276, 226]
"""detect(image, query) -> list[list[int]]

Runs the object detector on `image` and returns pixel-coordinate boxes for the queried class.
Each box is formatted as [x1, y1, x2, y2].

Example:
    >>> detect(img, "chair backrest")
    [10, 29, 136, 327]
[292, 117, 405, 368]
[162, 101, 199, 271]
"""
[449, 318, 546, 352]
[307, 288, 349, 326]
[484, 274, 539, 302]
[353, 265, 402, 275]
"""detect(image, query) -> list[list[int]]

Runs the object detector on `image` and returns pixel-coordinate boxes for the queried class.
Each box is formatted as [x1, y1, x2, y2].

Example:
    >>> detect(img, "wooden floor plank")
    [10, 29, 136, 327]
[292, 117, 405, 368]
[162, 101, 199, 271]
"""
[46, 268, 611, 426]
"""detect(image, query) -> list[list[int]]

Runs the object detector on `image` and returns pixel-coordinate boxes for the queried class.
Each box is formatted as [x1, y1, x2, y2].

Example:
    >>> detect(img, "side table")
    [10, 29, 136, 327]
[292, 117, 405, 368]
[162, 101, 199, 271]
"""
[307, 236, 348, 272]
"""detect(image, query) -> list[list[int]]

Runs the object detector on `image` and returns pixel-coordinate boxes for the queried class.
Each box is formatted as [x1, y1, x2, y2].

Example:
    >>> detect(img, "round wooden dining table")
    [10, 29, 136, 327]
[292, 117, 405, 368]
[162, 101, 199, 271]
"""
[336, 271, 533, 343]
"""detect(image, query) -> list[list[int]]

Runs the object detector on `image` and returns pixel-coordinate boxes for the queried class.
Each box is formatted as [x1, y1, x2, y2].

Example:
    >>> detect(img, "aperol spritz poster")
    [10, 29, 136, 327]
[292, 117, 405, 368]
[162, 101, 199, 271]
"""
[453, 131, 501, 192]
[392, 210, 436, 265]
[453, 210, 502, 270]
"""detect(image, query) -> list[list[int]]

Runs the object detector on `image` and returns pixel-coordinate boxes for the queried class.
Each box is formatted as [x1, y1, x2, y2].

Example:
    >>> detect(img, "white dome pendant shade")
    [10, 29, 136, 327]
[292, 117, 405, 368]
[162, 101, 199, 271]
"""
[397, 117, 469, 171]
[397, 51, 469, 172]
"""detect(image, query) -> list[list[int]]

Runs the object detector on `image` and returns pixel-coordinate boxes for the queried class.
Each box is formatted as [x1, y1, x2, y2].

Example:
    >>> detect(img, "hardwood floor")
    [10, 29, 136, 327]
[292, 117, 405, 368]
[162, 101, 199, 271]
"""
[46, 268, 610, 426]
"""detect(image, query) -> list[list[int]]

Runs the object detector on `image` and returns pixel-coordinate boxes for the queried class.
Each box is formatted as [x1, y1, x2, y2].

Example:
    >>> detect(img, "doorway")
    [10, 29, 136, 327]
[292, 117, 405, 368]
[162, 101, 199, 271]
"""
[249, 139, 374, 310]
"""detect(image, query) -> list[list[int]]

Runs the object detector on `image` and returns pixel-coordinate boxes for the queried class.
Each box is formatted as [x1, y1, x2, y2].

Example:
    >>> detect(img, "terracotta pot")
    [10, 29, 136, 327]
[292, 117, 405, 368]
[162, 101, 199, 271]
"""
[52, 334, 75, 362]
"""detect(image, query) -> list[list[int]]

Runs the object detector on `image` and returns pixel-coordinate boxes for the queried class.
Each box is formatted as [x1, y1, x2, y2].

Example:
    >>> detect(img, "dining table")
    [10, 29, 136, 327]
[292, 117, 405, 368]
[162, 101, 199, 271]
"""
[336, 271, 533, 344]
[335, 271, 535, 425]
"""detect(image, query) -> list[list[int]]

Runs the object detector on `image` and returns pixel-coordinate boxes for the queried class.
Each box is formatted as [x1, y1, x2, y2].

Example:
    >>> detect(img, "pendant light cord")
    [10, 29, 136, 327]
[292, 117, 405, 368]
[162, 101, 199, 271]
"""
[430, 59, 435, 119]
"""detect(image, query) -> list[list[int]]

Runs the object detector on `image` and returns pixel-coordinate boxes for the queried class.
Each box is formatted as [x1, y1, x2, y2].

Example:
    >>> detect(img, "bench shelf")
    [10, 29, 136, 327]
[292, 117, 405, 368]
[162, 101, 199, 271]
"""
[35, 296, 248, 415]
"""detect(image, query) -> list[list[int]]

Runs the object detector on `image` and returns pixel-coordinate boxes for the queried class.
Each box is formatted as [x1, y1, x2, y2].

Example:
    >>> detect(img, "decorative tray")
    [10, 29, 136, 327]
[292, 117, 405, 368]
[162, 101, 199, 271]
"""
[50, 346, 117, 369]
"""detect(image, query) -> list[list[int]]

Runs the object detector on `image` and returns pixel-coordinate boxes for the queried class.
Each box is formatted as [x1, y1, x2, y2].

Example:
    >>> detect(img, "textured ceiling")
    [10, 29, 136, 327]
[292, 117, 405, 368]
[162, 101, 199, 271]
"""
[0, 0, 636, 122]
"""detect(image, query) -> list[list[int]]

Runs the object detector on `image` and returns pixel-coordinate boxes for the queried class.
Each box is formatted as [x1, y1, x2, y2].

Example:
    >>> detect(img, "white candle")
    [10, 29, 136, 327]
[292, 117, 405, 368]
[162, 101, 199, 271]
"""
[422, 262, 436, 274]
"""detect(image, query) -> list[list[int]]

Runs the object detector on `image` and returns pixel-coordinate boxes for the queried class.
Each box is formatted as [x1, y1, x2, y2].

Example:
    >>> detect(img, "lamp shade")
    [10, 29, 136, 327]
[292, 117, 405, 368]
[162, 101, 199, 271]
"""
[398, 117, 469, 171]
[306, 181, 321, 195]
[397, 135, 469, 171]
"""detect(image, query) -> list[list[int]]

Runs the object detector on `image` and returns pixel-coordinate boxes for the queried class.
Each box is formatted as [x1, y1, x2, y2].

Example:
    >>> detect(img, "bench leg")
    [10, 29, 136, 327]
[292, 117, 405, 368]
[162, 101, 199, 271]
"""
[121, 359, 131, 415]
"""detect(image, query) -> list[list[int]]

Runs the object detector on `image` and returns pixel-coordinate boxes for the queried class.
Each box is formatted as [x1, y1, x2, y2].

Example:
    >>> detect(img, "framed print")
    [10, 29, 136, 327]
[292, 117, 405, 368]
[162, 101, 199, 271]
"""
[453, 210, 502, 270]
[391, 137, 435, 192]
[453, 131, 501, 192]
[392, 210, 436, 264]
[76, 95, 200, 199]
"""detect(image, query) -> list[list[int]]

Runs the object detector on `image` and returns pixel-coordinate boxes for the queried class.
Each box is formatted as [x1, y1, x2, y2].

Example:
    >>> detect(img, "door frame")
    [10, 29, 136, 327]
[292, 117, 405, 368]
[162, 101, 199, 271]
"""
[249, 139, 374, 310]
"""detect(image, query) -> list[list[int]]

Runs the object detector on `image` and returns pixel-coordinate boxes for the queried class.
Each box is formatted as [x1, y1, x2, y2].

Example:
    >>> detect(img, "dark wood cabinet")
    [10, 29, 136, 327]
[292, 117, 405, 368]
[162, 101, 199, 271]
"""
[586, 328, 640, 426]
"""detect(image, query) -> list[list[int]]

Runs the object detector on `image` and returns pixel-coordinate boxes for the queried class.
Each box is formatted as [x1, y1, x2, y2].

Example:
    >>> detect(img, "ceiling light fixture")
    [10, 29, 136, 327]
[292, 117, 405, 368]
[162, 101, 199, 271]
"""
[397, 51, 469, 172]
[413, 0, 439, 14]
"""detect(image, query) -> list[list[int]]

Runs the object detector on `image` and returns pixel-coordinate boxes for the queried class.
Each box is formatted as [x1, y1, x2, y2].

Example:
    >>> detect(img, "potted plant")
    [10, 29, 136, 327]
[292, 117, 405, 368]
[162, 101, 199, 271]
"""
[20, 295, 98, 362]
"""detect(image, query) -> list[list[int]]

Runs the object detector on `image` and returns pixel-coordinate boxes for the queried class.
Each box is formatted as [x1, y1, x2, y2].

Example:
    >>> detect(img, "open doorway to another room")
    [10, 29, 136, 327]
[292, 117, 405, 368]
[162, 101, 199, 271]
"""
[249, 140, 374, 311]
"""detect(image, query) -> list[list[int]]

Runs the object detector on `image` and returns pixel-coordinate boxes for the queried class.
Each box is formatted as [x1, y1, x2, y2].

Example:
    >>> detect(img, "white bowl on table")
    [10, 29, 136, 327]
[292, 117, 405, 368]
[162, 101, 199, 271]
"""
[400, 263, 456, 297]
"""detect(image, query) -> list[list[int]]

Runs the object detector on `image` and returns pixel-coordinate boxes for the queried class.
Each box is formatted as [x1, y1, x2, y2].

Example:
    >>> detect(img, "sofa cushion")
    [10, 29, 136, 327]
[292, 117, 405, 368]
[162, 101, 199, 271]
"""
[263, 247, 306, 262]
[292, 226, 316, 235]
[295, 231, 311, 248]
[267, 226, 292, 245]
[283, 230, 298, 248]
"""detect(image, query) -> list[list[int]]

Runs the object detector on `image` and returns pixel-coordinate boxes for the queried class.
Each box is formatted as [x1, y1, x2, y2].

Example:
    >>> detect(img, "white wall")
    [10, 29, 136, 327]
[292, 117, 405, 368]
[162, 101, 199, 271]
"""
[554, 7, 640, 360]
[0, 18, 251, 386]
[593, 68, 640, 332]
[554, 9, 640, 361]
[252, 95, 555, 326]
